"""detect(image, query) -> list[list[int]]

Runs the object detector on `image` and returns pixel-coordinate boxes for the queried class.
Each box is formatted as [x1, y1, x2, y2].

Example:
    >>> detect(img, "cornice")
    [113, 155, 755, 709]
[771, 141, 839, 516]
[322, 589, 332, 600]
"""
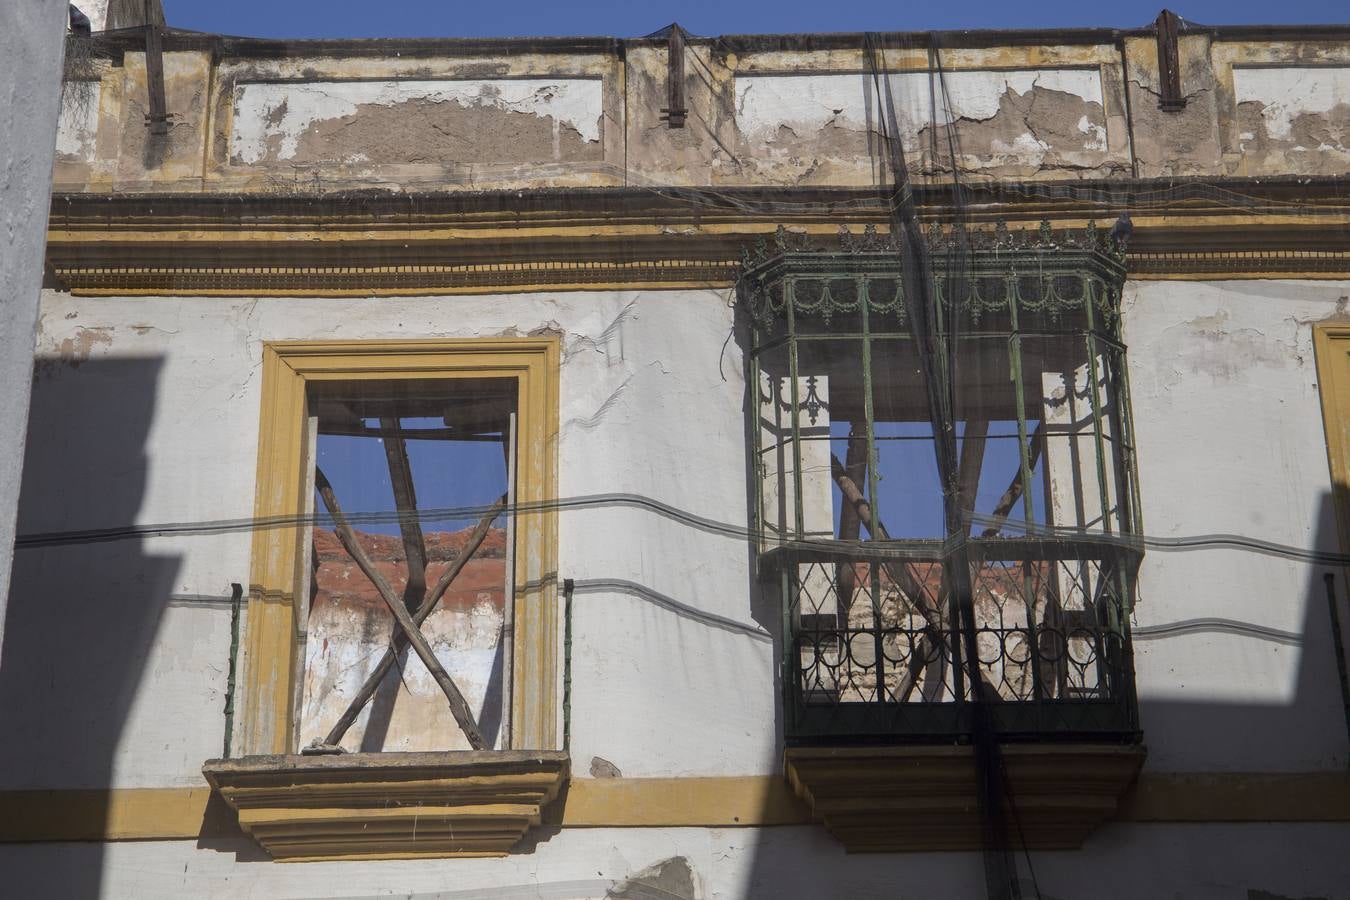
[44, 181, 1350, 295]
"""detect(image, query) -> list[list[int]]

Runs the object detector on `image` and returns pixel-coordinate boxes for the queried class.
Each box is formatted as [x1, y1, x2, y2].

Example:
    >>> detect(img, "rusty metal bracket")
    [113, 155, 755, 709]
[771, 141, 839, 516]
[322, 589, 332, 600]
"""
[1154, 9, 1186, 112]
[660, 25, 687, 128]
[143, 24, 173, 134]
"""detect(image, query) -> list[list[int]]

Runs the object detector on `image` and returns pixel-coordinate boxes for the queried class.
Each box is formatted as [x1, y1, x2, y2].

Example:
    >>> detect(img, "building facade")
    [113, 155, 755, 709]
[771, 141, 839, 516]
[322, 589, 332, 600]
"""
[1, 11, 1350, 899]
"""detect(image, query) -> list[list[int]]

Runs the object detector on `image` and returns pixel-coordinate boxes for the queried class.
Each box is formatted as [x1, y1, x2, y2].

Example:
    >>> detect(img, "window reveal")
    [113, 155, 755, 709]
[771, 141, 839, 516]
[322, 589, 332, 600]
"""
[300, 380, 517, 753]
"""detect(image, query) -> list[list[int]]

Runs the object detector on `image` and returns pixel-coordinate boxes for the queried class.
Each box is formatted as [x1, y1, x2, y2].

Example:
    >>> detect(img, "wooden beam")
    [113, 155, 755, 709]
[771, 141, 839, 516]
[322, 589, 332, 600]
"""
[378, 416, 427, 613]
[980, 422, 1043, 537]
[315, 467, 486, 750]
[322, 495, 508, 749]
[834, 427, 868, 618]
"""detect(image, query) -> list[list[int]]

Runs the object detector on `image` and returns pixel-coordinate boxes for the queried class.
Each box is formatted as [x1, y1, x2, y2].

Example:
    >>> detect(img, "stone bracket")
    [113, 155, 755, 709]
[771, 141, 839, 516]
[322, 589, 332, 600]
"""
[203, 750, 569, 861]
[784, 743, 1146, 852]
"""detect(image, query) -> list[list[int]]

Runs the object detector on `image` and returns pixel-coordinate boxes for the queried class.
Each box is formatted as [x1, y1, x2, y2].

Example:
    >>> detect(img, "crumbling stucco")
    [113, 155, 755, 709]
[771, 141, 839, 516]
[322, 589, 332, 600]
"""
[732, 69, 1115, 183]
[625, 45, 739, 187]
[1123, 35, 1222, 177]
[116, 50, 210, 184]
[230, 79, 603, 167]
[55, 83, 101, 162]
[1233, 67, 1350, 175]
[32, 325, 114, 380]
[606, 856, 697, 900]
[46, 34, 1350, 192]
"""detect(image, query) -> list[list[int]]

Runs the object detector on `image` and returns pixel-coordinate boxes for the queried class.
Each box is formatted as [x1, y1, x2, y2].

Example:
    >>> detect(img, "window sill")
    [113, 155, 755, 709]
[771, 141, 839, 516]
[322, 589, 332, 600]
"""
[784, 743, 1146, 852]
[202, 750, 569, 861]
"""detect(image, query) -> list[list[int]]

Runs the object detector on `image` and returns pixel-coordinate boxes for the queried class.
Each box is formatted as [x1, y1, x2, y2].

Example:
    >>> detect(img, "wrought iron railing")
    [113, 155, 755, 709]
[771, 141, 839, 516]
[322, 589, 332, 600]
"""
[771, 539, 1140, 743]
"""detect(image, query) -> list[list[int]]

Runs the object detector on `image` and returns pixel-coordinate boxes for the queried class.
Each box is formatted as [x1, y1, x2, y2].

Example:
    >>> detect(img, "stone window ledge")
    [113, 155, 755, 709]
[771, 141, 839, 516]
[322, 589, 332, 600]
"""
[784, 743, 1146, 852]
[203, 750, 569, 861]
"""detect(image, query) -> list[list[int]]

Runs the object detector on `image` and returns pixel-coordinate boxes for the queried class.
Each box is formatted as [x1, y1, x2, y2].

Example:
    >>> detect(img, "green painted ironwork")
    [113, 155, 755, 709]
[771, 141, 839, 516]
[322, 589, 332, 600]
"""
[741, 221, 1141, 744]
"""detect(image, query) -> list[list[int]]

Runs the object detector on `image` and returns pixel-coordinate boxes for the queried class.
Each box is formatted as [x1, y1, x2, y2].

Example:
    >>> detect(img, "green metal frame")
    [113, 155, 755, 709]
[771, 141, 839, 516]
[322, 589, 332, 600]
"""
[741, 223, 1142, 744]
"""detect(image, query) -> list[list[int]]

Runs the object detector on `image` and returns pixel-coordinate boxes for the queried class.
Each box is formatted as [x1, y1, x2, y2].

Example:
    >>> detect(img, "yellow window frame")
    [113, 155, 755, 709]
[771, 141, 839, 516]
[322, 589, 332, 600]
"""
[237, 338, 560, 756]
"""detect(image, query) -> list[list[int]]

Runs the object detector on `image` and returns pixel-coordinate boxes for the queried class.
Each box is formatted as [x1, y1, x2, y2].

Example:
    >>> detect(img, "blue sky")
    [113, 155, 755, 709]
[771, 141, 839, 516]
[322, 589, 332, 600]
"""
[167, 1, 1344, 40]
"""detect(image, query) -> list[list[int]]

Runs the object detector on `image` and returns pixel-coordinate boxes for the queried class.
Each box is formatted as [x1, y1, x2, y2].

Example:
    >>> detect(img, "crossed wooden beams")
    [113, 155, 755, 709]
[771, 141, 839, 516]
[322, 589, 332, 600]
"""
[825, 418, 1045, 704]
[305, 415, 507, 753]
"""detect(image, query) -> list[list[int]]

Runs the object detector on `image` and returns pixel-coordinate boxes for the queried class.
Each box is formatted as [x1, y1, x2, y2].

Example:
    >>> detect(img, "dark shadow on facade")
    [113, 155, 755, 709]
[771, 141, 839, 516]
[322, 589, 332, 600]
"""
[0, 355, 177, 900]
[734, 491, 1350, 899]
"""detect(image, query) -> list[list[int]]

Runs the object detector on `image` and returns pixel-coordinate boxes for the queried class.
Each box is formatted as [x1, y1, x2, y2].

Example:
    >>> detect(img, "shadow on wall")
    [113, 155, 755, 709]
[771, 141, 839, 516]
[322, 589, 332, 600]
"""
[1133, 490, 1350, 774]
[729, 493, 1350, 900]
[0, 360, 1346, 898]
[0, 355, 178, 900]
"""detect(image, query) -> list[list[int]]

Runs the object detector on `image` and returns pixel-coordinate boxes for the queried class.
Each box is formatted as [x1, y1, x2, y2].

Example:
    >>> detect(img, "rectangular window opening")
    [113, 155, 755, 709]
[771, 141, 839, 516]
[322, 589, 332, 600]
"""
[298, 378, 518, 753]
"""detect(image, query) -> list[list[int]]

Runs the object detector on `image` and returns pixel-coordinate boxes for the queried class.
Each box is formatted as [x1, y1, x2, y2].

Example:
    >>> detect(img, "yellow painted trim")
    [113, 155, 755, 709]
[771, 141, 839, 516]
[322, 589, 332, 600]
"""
[4, 773, 1350, 842]
[0, 788, 216, 841]
[554, 778, 809, 827]
[52, 271, 1350, 300]
[243, 339, 560, 755]
[44, 213, 1350, 247]
[1131, 271, 1350, 282]
[1314, 324, 1350, 563]
[1119, 773, 1350, 822]
[60, 280, 737, 298]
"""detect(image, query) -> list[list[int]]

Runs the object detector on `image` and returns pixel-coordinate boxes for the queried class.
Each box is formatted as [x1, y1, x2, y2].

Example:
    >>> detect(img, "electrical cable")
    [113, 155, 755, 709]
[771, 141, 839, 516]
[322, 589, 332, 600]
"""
[14, 492, 1350, 566]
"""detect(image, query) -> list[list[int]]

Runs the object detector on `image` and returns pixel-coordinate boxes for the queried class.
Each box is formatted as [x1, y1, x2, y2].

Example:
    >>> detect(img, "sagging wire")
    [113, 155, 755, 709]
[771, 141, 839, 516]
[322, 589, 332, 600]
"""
[14, 493, 1350, 566]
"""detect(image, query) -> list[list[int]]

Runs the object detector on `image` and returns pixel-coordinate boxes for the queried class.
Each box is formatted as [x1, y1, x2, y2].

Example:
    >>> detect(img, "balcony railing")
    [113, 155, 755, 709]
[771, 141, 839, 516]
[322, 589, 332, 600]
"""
[770, 538, 1141, 743]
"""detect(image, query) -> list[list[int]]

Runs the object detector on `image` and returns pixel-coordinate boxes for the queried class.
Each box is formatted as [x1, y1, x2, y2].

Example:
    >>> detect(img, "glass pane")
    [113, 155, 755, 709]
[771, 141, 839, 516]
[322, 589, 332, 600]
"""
[299, 378, 515, 752]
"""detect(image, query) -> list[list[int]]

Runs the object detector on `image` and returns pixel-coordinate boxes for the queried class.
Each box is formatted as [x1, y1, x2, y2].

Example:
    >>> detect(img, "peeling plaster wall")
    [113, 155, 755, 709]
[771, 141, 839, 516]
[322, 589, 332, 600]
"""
[732, 69, 1117, 183]
[229, 78, 604, 168]
[74, 0, 110, 32]
[1234, 67, 1350, 174]
[1124, 34, 1223, 177]
[46, 35, 1350, 191]
[55, 82, 100, 161]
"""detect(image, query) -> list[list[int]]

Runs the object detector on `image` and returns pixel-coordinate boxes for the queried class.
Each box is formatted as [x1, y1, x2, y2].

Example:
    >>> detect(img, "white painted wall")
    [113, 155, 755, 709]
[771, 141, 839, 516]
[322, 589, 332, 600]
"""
[2, 823, 1348, 899]
[4, 288, 773, 789]
[0, 0, 69, 669]
[8, 279, 1349, 789]
[1234, 66, 1350, 140]
[1124, 279, 1350, 771]
[5, 278, 1350, 893]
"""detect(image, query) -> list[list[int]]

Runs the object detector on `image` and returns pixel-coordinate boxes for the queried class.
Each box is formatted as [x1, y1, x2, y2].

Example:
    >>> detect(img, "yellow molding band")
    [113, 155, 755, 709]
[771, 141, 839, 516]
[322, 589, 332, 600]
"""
[550, 777, 809, 827]
[0, 788, 218, 842]
[1130, 271, 1350, 281]
[2, 773, 1349, 842]
[43, 214, 1350, 246]
[52, 272, 1350, 300]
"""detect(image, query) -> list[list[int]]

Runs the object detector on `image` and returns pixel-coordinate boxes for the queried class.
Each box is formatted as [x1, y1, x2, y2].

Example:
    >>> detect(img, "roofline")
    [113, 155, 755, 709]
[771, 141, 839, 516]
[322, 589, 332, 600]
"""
[72, 21, 1350, 60]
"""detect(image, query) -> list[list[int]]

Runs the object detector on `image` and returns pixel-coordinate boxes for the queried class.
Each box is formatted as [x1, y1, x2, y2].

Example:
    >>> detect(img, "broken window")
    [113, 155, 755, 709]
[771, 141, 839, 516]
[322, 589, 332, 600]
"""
[298, 379, 517, 753]
[745, 226, 1141, 740]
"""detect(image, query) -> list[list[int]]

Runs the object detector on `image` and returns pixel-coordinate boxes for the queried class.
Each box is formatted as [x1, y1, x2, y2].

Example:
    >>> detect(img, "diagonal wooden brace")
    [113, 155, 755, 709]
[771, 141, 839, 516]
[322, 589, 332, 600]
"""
[321, 494, 508, 748]
[830, 454, 1001, 702]
[315, 467, 487, 750]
